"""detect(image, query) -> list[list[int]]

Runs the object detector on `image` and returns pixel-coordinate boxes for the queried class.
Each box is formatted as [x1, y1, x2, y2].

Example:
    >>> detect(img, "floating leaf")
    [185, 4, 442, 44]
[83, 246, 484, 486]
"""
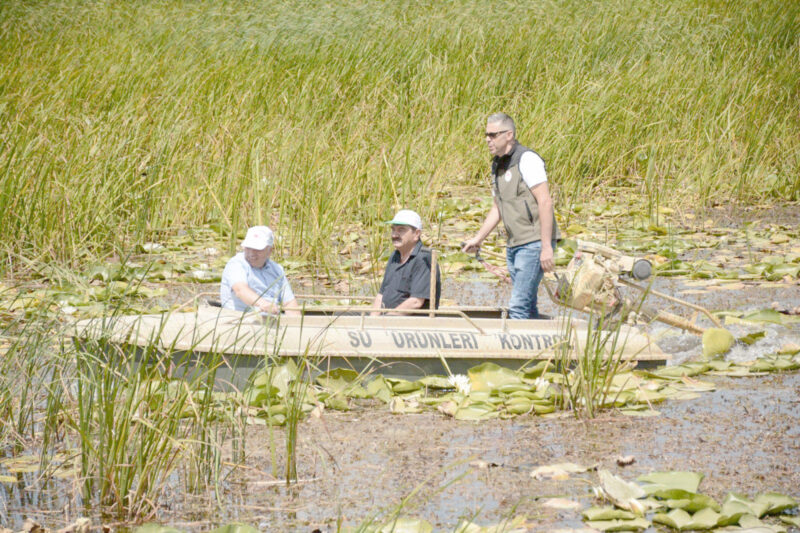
[542, 498, 582, 511]
[737, 513, 787, 531]
[638, 471, 705, 495]
[531, 462, 591, 480]
[652, 507, 720, 530]
[505, 397, 533, 415]
[315, 368, 360, 393]
[366, 376, 393, 403]
[722, 492, 769, 518]
[467, 362, 523, 392]
[661, 494, 720, 513]
[454, 401, 499, 421]
[582, 507, 638, 521]
[209, 525, 261, 533]
[389, 379, 423, 394]
[598, 469, 646, 514]
[754, 492, 797, 515]
[584, 517, 651, 531]
[389, 397, 422, 414]
[738, 331, 766, 345]
[134, 525, 184, 533]
[453, 515, 527, 533]
[740, 309, 786, 325]
[619, 408, 661, 417]
[780, 515, 800, 527]
[417, 375, 453, 389]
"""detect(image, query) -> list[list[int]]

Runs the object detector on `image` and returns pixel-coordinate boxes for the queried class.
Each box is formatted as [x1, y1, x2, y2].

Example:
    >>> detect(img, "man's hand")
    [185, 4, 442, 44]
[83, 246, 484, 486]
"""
[540, 244, 555, 273]
[462, 236, 482, 253]
[255, 299, 279, 314]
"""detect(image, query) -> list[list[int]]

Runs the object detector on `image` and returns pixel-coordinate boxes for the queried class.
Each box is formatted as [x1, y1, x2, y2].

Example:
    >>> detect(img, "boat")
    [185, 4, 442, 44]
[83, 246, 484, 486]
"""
[73, 241, 733, 385]
[71, 300, 669, 386]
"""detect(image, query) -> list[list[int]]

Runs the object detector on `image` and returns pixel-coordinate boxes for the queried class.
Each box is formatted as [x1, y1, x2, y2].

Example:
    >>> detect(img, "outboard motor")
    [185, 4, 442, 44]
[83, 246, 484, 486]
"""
[554, 240, 652, 315]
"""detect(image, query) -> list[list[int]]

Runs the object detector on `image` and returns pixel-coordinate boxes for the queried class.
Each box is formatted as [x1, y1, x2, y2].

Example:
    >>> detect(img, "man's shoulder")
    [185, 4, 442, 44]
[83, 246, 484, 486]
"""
[266, 259, 285, 274]
[224, 252, 247, 268]
[412, 244, 434, 267]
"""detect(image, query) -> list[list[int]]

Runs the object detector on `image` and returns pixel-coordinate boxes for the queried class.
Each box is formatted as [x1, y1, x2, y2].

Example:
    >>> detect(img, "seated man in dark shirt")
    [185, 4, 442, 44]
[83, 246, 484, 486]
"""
[371, 209, 441, 315]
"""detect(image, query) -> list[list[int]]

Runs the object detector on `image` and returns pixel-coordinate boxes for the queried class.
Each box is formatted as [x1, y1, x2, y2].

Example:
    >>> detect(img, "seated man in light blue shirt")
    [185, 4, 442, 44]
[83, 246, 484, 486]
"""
[220, 226, 301, 315]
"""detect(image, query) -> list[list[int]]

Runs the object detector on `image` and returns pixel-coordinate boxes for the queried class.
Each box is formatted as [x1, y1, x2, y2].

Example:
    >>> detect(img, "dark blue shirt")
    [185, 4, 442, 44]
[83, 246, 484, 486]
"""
[379, 241, 441, 309]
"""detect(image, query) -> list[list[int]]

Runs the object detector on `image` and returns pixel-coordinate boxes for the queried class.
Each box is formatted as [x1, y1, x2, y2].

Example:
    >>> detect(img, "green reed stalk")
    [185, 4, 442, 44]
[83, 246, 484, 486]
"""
[49, 312, 229, 519]
[555, 301, 632, 419]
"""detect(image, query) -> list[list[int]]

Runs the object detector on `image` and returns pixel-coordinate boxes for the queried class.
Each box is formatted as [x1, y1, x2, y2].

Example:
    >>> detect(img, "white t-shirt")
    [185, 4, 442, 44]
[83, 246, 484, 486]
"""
[219, 253, 295, 312]
[519, 151, 548, 188]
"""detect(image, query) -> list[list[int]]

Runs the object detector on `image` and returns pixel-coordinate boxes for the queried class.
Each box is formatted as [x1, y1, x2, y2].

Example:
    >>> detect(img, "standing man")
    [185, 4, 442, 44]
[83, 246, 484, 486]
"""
[372, 209, 441, 315]
[462, 113, 559, 319]
[220, 225, 301, 315]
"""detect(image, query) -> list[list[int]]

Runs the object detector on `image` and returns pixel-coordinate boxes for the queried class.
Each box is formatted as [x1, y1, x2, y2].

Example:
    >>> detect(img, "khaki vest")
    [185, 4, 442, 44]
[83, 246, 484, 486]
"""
[492, 142, 560, 247]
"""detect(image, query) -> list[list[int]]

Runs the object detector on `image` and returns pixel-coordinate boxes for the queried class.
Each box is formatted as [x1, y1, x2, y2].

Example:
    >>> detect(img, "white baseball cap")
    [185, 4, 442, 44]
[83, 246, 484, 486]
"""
[385, 209, 422, 230]
[241, 226, 274, 250]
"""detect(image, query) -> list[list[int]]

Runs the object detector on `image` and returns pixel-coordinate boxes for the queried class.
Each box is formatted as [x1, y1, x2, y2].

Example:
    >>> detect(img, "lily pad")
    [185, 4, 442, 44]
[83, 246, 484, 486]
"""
[366, 376, 393, 403]
[584, 517, 651, 531]
[738, 331, 766, 345]
[652, 507, 720, 530]
[754, 492, 797, 515]
[209, 526, 261, 533]
[598, 469, 646, 514]
[134, 525, 184, 533]
[638, 471, 704, 496]
[531, 462, 591, 480]
[723, 492, 770, 518]
[737, 513, 787, 532]
[582, 507, 638, 521]
[454, 401, 499, 421]
[467, 362, 523, 392]
[780, 515, 800, 527]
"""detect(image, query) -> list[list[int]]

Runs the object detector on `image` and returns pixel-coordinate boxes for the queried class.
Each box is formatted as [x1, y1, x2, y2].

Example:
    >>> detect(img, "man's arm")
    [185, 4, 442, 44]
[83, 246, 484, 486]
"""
[530, 182, 555, 272]
[462, 202, 501, 253]
[371, 294, 384, 316]
[391, 297, 426, 313]
[231, 282, 280, 314]
[282, 298, 301, 316]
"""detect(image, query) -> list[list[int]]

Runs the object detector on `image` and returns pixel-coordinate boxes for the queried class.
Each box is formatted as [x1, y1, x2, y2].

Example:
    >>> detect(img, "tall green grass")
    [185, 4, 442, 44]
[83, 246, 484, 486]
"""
[37, 317, 234, 520]
[0, 0, 797, 270]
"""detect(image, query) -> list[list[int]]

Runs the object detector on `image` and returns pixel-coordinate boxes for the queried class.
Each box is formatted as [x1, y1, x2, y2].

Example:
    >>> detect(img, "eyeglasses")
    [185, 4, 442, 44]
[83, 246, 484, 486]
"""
[485, 130, 509, 139]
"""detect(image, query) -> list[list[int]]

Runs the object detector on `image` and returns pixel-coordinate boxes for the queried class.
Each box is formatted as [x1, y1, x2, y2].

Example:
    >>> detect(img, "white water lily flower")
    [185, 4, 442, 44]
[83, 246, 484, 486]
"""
[533, 377, 548, 390]
[141, 242, 165, 252]
[448, 374, 471, 395]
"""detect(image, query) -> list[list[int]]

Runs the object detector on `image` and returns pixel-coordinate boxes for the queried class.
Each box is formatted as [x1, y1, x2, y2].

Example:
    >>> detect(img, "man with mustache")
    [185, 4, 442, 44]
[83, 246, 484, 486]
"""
[372, 209, 441, 315]
[462, 112, 559, 319]
[220, 225, 301, 315]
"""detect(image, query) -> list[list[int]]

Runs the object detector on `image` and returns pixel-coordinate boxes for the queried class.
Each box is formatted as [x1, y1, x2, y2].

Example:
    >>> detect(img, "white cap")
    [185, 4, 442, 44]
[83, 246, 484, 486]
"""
[386, 209, 422, 230]
[241, 226, 274, 250]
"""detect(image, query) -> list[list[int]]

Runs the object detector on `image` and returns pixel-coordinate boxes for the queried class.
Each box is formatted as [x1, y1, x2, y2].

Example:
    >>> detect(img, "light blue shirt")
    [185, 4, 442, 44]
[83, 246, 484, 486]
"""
[219, 253, 295, 312]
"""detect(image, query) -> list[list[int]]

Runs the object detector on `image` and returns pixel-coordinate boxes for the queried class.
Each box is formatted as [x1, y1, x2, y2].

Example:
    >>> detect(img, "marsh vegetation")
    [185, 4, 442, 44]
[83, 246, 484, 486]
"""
[1, 0, 799, 530]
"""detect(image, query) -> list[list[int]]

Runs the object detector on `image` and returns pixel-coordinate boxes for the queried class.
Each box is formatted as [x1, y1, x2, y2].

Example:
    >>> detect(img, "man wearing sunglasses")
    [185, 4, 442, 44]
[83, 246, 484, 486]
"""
[462, 113, 559, 319]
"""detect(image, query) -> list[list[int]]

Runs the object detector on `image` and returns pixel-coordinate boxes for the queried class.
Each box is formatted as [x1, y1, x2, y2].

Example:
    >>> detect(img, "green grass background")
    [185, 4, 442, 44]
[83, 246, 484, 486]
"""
[1, 0, 797, 269]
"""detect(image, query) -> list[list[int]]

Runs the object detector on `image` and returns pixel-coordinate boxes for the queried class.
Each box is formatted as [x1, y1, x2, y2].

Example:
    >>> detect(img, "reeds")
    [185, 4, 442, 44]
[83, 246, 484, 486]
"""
[1, 0, 797, 270]
[34, 311, 234, 520]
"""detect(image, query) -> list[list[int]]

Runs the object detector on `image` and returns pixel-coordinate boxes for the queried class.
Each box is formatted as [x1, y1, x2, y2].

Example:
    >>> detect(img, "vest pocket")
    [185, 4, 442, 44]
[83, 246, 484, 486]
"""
[524, 200, 534, 222]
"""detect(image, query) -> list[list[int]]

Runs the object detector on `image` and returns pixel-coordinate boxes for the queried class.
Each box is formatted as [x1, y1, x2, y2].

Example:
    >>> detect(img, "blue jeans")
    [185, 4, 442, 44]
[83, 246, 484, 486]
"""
[506, 240, 555, 319]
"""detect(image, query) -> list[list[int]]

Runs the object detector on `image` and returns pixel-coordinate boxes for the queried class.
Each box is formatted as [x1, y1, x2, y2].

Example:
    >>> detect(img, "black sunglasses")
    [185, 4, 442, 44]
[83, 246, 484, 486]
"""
[485, 130, 509, 139]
